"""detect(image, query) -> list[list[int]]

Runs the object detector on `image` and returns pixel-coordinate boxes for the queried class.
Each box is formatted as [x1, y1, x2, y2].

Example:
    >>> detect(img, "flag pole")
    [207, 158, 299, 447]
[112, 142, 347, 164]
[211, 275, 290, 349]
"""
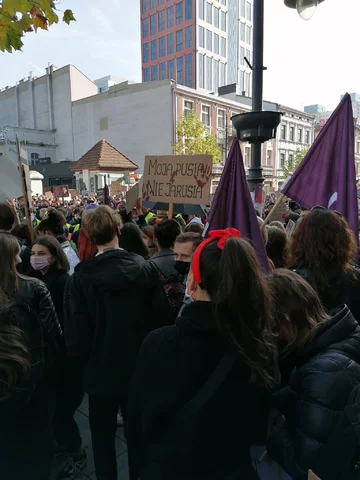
[168, 202, 174, 219]
[262, 193, 285, 228]
[16, 137, 34, 242]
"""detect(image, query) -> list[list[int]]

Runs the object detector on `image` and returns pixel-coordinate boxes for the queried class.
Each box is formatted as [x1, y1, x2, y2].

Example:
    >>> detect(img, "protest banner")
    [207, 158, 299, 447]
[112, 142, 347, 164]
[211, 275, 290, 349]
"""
[308, 471, 320, 480]
[16, 138, 34, 241]
[44, 191, 54, 200]
[111, 181, 122, 196]
[69, 189, 80, 198]
[126, 178, 143, 213]
[142, 155, 212, 205]
[0, 148, 23, 202]
[52, 185, 69, 199]
[262, 193, 287, 227]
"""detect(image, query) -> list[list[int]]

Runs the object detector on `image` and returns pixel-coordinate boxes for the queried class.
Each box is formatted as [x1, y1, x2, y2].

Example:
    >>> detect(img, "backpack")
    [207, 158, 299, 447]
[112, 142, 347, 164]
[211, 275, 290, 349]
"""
[139, 352, 237, 480]
[153, 264, 185, 318]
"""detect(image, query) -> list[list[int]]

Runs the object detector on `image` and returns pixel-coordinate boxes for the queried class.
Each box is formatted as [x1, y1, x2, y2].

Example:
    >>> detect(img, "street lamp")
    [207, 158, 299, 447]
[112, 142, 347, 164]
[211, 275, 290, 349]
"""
[284, 0, 326, 21]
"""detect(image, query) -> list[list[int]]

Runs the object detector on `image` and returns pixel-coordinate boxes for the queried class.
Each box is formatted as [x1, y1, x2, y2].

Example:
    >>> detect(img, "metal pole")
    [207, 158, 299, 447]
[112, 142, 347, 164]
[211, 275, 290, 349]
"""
[248, 0, 265, 191]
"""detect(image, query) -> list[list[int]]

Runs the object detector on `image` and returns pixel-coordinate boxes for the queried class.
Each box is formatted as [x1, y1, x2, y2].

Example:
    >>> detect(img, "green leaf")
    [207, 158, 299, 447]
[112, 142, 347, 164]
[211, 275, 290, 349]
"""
[63, 9, 75, 24]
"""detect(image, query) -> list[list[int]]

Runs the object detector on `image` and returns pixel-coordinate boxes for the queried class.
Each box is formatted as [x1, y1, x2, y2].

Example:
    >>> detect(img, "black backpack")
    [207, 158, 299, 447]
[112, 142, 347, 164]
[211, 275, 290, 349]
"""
[153, 264, 185, 318]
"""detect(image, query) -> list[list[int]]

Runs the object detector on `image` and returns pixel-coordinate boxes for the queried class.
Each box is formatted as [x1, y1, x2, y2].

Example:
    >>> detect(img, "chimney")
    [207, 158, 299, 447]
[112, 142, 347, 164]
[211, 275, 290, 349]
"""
[29, 71, 33, 81]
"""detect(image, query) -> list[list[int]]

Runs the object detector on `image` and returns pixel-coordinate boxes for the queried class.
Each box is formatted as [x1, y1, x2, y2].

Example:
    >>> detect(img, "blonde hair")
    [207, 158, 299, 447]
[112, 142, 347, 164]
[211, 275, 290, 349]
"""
[82, 206, 122, 246]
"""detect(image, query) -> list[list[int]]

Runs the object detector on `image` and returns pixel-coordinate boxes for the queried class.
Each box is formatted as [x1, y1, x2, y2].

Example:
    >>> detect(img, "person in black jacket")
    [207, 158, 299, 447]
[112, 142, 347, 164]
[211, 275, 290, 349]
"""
[127, 229, 275, 480]
[287, 207, 360, 323]
[64, 205, 173, 480]
[267, 269, 360, 480]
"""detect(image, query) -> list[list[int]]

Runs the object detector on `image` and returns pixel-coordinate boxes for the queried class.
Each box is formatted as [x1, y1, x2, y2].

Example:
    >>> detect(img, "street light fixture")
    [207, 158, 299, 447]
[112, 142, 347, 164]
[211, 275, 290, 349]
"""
[284, 0, 326, 21]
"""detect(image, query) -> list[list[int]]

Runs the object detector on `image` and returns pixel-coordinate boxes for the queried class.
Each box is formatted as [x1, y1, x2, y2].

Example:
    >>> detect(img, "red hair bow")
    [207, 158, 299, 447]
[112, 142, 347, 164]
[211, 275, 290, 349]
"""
[192, 228, 241, 285]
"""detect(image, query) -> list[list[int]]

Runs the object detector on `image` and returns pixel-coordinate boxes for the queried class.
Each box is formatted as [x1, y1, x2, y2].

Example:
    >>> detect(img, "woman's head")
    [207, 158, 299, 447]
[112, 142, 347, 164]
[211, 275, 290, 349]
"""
[188, 229, 273, 386]
[287, 208, 356, 287]
[269, 269, 327, 353]
[31, 236, 70, 274]
[266, 226, 288, 269]
[270, 221, 286, 232]
[0, 233, 22, 303]
[38, 210, 65, 238]
[119, 223, 149, 259]
[12, 224, 31, 246]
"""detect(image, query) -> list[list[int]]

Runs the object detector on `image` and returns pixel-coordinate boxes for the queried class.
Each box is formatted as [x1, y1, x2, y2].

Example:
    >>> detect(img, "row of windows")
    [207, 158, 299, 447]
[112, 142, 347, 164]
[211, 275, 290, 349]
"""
[279, 151, 301, 168]
[198, 26, 226, 57]
[142, 0, 192, 37]
[143, 27, 192, 62]
[240, 22, 252, 45]
[199, 1, 227, 32]
[198, 53, 226, 92]
[240, 0, 252, 21]
[143, 54, 193, 87]
[240, 46, 251, 66]
[280, 124, 311, 144]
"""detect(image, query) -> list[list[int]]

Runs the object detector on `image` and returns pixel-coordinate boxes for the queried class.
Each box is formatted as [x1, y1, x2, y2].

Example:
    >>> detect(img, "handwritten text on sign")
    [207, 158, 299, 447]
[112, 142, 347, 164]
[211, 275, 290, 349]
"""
[142, 155, 213, 205]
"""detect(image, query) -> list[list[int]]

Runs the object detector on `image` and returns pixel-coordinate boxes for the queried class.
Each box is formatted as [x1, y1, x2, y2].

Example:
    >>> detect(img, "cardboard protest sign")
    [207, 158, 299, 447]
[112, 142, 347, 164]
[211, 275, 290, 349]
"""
[69, 189, 80, 198]
[44, 191, 54, 200]
[53, 185, 69, 199]
[142, 155, 212, 205]
[0, 149, 23, 202]
[308, 471, 320, 480]
[111, 181, 122, 196]
[126, 178, 143, 213]
[268, 193, 288, 223]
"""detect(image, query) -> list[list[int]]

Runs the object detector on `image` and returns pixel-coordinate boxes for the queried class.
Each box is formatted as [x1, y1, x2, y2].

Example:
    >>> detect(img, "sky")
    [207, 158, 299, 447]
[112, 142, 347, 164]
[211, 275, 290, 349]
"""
[0, 0, 359, 111]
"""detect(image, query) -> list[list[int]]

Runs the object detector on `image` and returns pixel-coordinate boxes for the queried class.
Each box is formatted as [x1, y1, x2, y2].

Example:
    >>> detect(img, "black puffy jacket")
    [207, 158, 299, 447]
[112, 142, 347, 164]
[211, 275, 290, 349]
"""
[267, 306, 360, 480]
[64, 249, 173, 397]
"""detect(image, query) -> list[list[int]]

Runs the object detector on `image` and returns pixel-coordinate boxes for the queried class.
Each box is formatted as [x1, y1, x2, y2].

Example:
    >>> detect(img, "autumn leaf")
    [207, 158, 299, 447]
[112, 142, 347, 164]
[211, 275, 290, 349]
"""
[7, 28, 24, 50]
[30, 5, 43, 18]
[33, 14, 48, 31]
[63, 9, 76, 25]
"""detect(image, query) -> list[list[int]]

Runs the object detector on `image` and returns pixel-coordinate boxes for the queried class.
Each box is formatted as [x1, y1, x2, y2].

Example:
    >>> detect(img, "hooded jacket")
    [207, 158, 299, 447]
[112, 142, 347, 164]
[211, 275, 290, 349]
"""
[267, 306, 360, 480]
[64, 249, 173, 397]
[127, 302, 272, 480]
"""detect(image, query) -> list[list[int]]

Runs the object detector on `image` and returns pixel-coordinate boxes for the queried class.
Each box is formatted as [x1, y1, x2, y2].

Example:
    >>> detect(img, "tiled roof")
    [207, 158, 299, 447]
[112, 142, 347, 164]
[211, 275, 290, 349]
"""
[71, 139, 139, 172]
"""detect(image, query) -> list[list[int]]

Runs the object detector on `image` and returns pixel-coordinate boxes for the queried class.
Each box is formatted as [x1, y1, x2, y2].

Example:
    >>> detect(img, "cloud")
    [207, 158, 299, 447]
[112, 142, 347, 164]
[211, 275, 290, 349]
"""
[90, 8, 114, 32]
[113, 0, 120, 7]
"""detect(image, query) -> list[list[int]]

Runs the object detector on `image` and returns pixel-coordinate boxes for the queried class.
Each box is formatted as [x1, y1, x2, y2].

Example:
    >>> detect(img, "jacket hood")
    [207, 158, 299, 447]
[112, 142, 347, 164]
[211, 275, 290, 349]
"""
[74, 249, 147, 290]
[176, 301, 216, 333]
[297, 305, 360, 364]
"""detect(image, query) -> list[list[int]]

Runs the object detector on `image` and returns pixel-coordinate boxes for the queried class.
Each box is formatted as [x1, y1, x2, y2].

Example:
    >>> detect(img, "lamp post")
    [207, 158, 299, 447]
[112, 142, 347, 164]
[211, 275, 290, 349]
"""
[284, 0, 326, 21]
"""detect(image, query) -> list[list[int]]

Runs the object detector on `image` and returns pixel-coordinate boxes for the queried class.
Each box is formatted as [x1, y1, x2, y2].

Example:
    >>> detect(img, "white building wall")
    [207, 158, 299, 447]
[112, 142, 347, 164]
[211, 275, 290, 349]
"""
[69, 65, 98, 102]
[72, 82, 174, 171]
[0, 87, 18, 127]
[33, 77, 50, 130]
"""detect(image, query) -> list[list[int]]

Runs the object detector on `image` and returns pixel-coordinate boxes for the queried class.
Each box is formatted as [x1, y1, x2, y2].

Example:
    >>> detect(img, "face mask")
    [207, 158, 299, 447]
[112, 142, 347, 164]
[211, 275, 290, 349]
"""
[174, 260, 191, 276]
[31, 256, 51, 271]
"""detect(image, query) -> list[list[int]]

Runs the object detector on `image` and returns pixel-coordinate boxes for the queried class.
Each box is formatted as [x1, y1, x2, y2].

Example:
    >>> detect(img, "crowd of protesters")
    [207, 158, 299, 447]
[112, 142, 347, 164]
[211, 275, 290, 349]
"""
[1, 192, 360, 480]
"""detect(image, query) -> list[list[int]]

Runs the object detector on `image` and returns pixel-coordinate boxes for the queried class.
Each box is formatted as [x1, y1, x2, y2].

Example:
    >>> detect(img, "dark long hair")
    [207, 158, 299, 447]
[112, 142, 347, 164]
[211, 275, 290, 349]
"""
[287, 208, 357, 288]
[32, 236, 70, 273]
[119, 223, 149, 259]
[0, 233, 21, 304]
[38, 210, 65, 237]
[199, 237, 273, 386]
[266, 226, 288, 268]
[269, 269, 327, 353]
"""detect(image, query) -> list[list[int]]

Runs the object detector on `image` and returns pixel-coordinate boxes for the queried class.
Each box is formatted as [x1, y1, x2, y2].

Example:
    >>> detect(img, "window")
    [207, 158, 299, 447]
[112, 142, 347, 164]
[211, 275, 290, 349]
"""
[281, 124, 286, 140]
[159, 62, 166, 80]
[244, 71, 250, 95]
[245, 25, 251, 45]
[143, 42, 149, 63]
[151, 65, 157, 81]
[213, 7, 219, 28]
[240, 46, 245, 65]
[167, 6, 174, 27]
[185, 0, 192, 20]
[217, 109, 225, 128]
[158, 10, 165, 31]
[280, 152, 285, 168]
[184, 99, 194, 116]
[199, 0, 204, 20]
[289, 126, 294, 141]
[246, 1, 252, 21]
[266, 150, 272, 166]
[220, 0, 226, 4]
[176, 1, 183, 24]
[201, 104, 210, 126]
[142, 18, 149, 38]
[142, 0, 148, 13]
[220, 37, 226, 57]
[240, 22, 245, 42]
[185, 53, 192, 87]
[219, 61, 225, 87]
[298, 128, 302, 143]
[150, 0, 156, 8]
[240, 0, 245, 17]
[185, 25, 192, 48]
[239, 70, 245, 91]
[213, 59, 219, 92]
[144, 67, 150, 82]
[168, 59, 175, 80]
[150, 14, 157, 35]
[177, 56, 184, 84]
[198, 53, 205, 88]
[206, 1, 212, 23]
[159, 0, 164, 4]
[206, 29, 212, 50]
[159, 36, 166, 57]
[305, 130, 310, 144]
[213, 33, 219, 54]
[167, 33, 174, 54]
[221, 11, 226, 32]
[246, 49, 250, 61]
[288, 153, 294, 168]
[151, 39, 157, 60]
[199, 26, 204, 47]
[176, 29, 183, 50]
[244, 146, 250, 167]
[206, 56, 212, 90]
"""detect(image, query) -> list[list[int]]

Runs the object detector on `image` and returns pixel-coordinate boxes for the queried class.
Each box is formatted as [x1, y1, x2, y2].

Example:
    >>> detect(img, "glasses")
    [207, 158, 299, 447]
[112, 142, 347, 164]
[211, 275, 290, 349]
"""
[311, 205, 343, 218]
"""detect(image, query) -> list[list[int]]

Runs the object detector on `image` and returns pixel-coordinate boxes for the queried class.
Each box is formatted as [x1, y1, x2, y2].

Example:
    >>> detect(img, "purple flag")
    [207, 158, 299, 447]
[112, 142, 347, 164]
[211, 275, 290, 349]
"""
[282, 93, 359, 239]
[206, 139, 269, 271]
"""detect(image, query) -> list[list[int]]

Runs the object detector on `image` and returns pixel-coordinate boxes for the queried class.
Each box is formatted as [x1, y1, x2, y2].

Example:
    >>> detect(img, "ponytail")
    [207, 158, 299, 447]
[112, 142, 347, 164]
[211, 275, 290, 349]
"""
[213, 238, 273, 386]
